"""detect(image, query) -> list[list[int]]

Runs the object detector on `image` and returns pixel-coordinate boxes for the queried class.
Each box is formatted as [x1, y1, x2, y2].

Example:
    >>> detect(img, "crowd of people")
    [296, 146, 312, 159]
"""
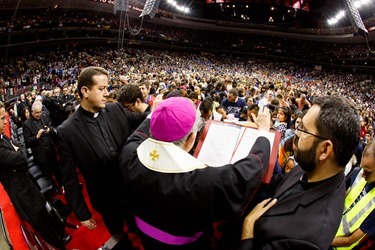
[0, 2, 374, 249]
[0, 12, 375, 244]
[1, 47, 374, 118]
[1, 8, 374, 64]
[0, 43, 373, 249]
[0, 61, 374, 250]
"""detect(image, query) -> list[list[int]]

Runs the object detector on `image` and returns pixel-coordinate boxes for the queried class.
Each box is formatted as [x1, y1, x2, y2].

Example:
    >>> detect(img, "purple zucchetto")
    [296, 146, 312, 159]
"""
[151, 97, 196, 142]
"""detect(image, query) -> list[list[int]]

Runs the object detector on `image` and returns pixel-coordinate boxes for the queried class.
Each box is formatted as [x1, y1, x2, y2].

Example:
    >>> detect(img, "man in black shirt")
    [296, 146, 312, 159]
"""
[239, 96, 361, 250]
[23, 101, 59, 188]
[0, 101, 68, 249]
[58, 67, 148, 249]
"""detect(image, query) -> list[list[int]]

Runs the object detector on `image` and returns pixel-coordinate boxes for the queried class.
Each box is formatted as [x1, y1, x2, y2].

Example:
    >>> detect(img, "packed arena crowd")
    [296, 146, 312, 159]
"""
[1, 8, 374, 64]
[0, 21, 374, 249]
[1, 46, 374, 118]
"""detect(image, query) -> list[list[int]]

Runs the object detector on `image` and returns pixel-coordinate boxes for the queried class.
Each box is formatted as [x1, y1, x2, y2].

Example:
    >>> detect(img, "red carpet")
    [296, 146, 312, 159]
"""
[0, 183, 29, 250]
[0, 174, 143, 250]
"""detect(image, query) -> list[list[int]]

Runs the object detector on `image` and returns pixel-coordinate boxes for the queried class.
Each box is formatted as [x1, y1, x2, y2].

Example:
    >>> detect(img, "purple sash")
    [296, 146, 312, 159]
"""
[135, 216, 203, 245]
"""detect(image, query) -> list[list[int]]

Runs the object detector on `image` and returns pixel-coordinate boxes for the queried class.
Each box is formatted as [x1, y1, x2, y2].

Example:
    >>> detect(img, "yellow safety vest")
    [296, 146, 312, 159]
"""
[334, 169, 375, 250]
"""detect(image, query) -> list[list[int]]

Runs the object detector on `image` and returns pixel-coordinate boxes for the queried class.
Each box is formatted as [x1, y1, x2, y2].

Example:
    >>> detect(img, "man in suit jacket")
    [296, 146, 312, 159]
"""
[238, 96, 361, 250]
[23, 101, 59, 188]
[0, 101, 68, 249]
[57, 67, 147, 249]
[16, 94, 28, 116]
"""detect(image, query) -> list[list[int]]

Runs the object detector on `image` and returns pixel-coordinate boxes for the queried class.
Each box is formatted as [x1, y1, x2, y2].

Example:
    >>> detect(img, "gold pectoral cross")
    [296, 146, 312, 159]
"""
[150, 150, 159, 161]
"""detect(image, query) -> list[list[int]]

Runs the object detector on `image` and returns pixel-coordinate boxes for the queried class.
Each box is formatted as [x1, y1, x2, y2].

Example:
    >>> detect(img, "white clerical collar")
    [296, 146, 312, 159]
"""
[137, 138, 207, 173]
[80, 106, 101, 119]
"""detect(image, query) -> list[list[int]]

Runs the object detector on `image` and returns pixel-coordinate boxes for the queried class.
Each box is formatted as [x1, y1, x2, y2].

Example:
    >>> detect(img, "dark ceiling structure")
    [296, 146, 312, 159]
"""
[0, 0, 373, 30]
[158, 0, 373, 29]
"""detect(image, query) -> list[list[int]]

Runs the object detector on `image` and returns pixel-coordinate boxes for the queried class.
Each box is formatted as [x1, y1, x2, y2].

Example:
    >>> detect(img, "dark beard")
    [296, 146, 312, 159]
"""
[294, 137, 320, 172]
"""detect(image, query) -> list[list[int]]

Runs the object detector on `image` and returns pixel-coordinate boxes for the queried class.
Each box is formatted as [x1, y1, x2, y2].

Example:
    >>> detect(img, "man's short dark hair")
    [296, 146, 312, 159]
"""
[189, 92, 199, 100]
[228, 88, 239, 97]
[248, 104, 259, 112]
[168, 84, 177, 90]
[313, 95, 360, 167]
[270, 98, 280, 107]
[117, 84, 144, 105]
[108, 90, 118, 100]
[138, 81, 150, 89]
[166, 90, 182, 99]
[77, 67, 108, 99]
[199, 99, 213, 114]
[363, 139, 375, 160]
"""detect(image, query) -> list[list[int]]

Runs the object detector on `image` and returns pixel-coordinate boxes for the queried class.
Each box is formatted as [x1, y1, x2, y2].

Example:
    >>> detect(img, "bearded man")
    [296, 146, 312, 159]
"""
[239, 96, 361, 250]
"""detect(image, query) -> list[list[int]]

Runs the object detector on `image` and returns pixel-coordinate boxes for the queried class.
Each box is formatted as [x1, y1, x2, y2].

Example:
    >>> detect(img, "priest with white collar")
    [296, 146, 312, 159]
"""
[119, 96, 272, 250]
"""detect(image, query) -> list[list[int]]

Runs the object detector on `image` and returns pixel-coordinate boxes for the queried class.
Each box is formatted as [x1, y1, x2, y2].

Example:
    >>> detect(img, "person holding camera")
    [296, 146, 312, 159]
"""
[23, 101, 60, 190]
[0, 101, 70, 249]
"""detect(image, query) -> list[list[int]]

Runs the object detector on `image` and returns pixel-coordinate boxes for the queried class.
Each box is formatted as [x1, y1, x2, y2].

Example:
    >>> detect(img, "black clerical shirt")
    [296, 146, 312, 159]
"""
[33, 118, 53, 149]
[276, 172, 332, 201]
[80, 107, 118, 163]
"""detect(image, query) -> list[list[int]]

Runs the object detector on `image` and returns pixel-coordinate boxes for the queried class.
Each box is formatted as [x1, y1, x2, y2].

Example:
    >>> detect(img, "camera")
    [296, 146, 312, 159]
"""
[43, 126, 48, 133]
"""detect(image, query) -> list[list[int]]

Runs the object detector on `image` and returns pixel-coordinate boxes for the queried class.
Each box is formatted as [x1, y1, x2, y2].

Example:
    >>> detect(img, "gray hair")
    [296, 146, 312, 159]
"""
[31, 101, 43, 111]
[172, 117, 199, 147]
[35, 95, 43, 102]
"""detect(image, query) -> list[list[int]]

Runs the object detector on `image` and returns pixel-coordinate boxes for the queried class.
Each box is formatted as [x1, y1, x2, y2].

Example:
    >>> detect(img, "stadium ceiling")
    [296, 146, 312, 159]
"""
[0, 0, 372, 29]
[159, 0, 373, 28]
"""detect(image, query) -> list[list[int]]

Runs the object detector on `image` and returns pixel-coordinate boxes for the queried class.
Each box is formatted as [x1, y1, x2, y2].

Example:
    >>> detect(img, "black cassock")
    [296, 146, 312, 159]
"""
[0, 135, 65, 249]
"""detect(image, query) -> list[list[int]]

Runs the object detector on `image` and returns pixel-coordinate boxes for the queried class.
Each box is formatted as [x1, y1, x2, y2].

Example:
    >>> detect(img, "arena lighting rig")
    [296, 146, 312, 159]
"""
[327, 0, 374, 53]
[114, 0, 152, 54]
[327, 0, 371, 28]
[113, 0, 189, 54]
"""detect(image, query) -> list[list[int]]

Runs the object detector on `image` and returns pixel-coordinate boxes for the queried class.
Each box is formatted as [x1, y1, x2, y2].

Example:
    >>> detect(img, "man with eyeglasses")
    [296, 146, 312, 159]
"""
[23, 101, 60, 189]
[117, 84, 151, 113]
[238, 96, 361, 250]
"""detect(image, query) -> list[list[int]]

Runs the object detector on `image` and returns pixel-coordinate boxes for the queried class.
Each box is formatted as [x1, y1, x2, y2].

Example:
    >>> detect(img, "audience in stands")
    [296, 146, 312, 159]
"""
[1, 46, 374, 249]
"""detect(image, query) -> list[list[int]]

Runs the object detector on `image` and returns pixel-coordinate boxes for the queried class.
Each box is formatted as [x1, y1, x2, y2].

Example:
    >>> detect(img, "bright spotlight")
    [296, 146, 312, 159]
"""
[166, 0, 190, 13]
[337, 10, 346, 19]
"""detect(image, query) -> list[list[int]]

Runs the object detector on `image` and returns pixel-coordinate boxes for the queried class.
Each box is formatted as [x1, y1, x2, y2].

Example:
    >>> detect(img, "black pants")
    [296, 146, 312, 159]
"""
[28, 208, 66, 249]
[39, 149, 62, 188]
[100, 206, 136, 250]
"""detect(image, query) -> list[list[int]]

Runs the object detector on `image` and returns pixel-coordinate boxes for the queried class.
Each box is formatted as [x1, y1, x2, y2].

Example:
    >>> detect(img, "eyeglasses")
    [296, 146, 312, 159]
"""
[123, 102, 136, 110]
[296, 123, 327, 140]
